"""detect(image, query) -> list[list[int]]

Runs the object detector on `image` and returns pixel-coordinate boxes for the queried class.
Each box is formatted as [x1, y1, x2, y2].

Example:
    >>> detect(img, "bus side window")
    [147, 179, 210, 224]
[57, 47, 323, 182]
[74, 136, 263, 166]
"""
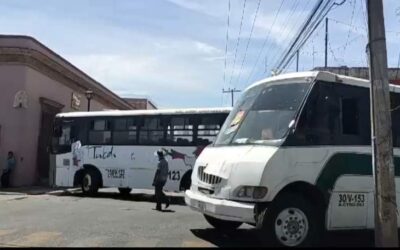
[113, 118, 138, 145]
[139, 117, 164, 145]
[391, 92, 400, 147]
[166, 116, 194, 146]
[197, 115, 222, 145]
[88, 119, 112, 145]
[294, 82, 338, 145]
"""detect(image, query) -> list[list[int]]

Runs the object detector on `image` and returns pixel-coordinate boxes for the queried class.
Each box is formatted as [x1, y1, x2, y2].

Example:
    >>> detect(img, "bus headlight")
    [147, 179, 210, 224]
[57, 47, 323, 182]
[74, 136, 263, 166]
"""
[236, 186, 268, 199]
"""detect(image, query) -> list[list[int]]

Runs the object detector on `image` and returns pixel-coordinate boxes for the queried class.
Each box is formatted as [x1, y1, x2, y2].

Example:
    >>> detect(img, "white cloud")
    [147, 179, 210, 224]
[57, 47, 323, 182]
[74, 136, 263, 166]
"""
[253, 8, 311, 45]
[194, 41, 222, 54]
[165, 0, 226, 18]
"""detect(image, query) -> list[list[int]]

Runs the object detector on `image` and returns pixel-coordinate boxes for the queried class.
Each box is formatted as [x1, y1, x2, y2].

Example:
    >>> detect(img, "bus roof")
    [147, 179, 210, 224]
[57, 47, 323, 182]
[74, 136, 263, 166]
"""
[245, 71, 400, 93]
[56, 107, 232, 118]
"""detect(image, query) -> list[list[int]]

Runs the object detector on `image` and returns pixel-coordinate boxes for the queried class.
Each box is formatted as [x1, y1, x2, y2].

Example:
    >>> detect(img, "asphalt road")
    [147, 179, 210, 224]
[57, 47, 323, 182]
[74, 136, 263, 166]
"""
[0, 188, 379, 247]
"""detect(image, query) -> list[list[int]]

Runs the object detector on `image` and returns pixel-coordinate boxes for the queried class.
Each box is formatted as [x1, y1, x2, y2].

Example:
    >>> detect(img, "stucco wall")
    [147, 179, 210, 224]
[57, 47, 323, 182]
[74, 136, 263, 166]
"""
[0, 64, 115, 186]
[0, 65, 27, 185]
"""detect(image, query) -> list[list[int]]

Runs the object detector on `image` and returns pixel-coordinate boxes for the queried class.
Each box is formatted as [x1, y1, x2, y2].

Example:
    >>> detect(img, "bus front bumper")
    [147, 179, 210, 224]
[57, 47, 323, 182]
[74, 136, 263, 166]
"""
[185, 190, 255, 223]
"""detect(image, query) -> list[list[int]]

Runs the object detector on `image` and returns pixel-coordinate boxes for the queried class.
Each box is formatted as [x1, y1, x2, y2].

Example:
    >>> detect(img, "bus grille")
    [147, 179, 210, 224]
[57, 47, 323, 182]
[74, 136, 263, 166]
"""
[198, 166, 222, 185]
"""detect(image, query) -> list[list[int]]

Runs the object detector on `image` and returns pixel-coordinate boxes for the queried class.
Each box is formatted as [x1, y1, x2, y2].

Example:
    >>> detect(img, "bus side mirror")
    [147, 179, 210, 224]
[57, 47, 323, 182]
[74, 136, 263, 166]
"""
[288, 119, 295, 133]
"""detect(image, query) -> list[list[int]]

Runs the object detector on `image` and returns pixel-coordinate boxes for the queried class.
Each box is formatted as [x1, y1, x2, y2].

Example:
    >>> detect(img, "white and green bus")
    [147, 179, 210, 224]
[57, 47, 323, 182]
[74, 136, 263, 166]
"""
[51, 108, 231, 195]
[185, 71, 400, 247]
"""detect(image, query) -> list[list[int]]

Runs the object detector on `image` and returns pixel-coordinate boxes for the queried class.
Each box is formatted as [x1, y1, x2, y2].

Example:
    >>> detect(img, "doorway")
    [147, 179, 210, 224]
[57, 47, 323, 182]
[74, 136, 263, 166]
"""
[36, 97, 64, 186]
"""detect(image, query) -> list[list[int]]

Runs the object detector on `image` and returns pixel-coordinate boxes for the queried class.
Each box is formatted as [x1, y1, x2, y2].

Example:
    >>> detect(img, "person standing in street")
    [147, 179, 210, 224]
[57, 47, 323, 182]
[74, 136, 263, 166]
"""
[152, 150, 170, 211]
[1, 151, 16, 188]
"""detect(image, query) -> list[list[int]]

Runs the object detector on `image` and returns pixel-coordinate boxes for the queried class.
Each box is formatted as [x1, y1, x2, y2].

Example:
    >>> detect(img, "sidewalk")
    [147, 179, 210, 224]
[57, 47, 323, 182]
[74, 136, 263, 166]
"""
[0, 186, 70, 195]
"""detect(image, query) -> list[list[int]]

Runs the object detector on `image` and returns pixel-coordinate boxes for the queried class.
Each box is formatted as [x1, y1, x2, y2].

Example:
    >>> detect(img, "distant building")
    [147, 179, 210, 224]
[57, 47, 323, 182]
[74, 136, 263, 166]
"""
[314, 66, 400, 85]
[0, 35, 133, 187]
[124, 98, 157, 110]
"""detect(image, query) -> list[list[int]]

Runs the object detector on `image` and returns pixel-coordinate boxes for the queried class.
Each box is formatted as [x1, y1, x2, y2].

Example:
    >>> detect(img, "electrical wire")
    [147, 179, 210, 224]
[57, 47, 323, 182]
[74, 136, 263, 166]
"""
[228, 0, 247, 87]
[265, 0, 313, 76]
[235, 0, 262, 88]
[343, 0, 357, 53]
[243, 0, 286, 87]
[223, 0, 231, 88]
[274, 0, 332, 73]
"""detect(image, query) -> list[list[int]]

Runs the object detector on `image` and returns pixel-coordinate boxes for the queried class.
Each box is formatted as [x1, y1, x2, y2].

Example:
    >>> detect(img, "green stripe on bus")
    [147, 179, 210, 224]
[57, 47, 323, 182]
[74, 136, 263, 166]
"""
[316, 153, 400, 200]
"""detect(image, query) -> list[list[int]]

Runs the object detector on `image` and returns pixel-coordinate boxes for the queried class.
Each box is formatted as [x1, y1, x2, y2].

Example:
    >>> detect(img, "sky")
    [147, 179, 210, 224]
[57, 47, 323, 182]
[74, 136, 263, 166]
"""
[0, 0, 399, 108]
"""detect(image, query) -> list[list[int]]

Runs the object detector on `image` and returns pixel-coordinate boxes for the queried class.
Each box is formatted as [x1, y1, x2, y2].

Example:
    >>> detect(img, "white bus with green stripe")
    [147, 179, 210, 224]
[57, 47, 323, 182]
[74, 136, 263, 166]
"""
[185, 71, 400, 247]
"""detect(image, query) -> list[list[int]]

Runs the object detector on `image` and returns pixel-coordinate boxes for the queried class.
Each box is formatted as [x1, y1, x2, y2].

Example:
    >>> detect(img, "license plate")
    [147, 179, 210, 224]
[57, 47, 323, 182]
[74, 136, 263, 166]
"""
[198, 201, 205, 212]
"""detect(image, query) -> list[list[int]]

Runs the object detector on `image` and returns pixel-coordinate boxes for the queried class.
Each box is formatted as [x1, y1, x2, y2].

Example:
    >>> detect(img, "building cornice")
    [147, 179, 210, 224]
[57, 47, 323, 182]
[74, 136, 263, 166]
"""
[0, 36, 132, 110]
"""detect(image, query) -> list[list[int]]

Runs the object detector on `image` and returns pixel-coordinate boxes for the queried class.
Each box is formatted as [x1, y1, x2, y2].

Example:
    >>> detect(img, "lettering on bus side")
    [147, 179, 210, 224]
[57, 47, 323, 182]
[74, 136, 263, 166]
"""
[105, 168, 125, 179]
[87, 146, 116, 159]
[168, 171, 181, 181]
[338, 193, 366, 207]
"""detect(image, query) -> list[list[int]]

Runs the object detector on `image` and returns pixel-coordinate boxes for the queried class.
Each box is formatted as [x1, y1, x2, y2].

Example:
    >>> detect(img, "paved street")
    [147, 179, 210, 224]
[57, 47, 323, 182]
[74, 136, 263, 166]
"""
[0, 188, 377, 247]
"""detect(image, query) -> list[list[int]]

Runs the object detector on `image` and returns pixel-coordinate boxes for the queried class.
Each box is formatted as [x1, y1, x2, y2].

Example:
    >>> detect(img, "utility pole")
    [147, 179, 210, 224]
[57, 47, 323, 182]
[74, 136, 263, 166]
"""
[222, 88, 241, 107]
[296, 50, 300, 72]
[325, 17, 328, 68]
[367, 0, 398, 247]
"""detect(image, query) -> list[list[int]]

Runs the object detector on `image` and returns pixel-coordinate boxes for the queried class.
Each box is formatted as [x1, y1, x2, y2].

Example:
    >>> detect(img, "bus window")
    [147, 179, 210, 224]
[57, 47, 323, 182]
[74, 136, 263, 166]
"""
[139, 117, 164, 145]
[166, 116, 194, 146]
[88, 119, 112, 144]
[229, 82, 311, 145]
[391, 92, 400, 147]
[341, 98, 359, 135]
[59, 126, 72, 145]
[197, 115, 222, 145]
[113, 118, 138, 145]
[51, 119, 76, 154]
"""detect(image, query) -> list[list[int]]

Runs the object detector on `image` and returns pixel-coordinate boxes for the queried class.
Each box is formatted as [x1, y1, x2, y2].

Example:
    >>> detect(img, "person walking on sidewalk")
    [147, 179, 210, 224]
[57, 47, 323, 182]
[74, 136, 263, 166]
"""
[152, 150, 170, 211]
[1, 151, 16, 188]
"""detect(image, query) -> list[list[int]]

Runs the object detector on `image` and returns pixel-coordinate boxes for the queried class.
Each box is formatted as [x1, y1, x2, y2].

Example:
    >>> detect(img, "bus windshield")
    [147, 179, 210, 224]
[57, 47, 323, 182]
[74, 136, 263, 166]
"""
[215, 81, 312, 146]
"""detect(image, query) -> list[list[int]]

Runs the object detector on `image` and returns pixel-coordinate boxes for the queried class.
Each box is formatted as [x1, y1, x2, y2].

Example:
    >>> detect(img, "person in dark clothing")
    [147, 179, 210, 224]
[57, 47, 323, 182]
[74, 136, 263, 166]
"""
[152, 150, 170, 211]
[1, 151, 16, 188]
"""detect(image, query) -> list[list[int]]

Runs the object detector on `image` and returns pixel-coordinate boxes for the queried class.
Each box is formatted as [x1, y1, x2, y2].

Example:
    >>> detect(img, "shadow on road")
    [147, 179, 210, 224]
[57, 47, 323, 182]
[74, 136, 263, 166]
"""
[50, 190, 187, 206]
[0, 186, 68, 195]
[151, 208, 176, 213]
[190, 228, 260, 247]
[191, 227, 377, 247]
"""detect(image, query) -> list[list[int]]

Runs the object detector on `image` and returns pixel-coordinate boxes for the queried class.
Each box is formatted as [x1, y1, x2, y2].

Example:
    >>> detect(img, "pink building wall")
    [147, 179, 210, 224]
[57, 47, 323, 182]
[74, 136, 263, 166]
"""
[0, 35, 133, 187]
[0, 65, 27, 185]
[0, 65, 112, 186]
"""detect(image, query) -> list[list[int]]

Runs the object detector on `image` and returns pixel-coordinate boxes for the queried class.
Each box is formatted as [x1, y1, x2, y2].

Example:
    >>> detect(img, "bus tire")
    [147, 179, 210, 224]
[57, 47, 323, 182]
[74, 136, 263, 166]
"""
[204, 214, 242, 230]
[180, 171, 192, 191]
[81, 169, 100, 196]
[118, 188, 132, 196]
[256, 193, 322, 247]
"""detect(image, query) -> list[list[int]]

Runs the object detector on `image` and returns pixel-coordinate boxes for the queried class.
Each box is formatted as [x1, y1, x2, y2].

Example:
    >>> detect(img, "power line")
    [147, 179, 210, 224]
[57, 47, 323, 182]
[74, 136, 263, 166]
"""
[228, 0, 247, 87]
[274, 0, 330, 72]
[265, 0, 313, 75]
[273, 0, 329, 73]
[256, 0, 303, 77]
[329, 17, 400, 34]
[223, 0, 231, 87]
[243, 0, 286, 87]
[274, 0, 347, 74]
[328, 41, 342, 65]
[343, 0, 357, 53]
[235, 0, 262, 88]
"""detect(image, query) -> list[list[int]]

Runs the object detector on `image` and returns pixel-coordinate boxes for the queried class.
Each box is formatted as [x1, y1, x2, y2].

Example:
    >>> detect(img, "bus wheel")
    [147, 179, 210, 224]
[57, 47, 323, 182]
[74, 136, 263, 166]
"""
[81, 169, 100, 196]
[204, 214, 242, 230]
[256, 193, 322, 247]
[118, 188, 132, 196]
